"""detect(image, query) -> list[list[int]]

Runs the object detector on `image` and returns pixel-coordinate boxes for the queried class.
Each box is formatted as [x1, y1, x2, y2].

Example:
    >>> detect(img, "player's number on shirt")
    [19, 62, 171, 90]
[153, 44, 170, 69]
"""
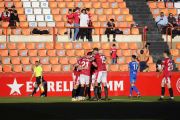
[168, 63, 172, 71]
[100, 56, 106, 63]
[133, 64, 138, 70]
[82, 61, 89, 67]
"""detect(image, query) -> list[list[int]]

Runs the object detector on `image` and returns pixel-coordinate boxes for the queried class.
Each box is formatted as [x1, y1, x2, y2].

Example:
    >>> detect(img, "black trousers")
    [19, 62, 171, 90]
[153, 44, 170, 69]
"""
[107, 31, 116, 39]
[87, 29, 92, 41]
[79, 28, 88, 40]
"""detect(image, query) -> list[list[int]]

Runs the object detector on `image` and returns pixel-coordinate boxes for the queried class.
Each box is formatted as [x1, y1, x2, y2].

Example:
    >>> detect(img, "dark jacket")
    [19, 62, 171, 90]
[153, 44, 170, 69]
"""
[168, 17, 176, 24]
[10, 13, 19, 22]
[105, 22, 115, 34]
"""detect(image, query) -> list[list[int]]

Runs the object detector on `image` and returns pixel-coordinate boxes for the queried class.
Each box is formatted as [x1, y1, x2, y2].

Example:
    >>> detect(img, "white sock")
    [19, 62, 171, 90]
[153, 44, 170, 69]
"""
[161, 96, 164, 98]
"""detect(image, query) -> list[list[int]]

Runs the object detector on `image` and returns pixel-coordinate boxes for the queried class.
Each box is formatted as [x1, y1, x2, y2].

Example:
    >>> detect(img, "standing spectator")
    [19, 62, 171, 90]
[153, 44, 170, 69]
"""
[110, 44, 117, 65]
[176, 14, 180, 27]
[156, 60, 162, 72]
[1, 7, 10, 22]
[79, 9, 89, 42]
[66, 9, 74, 41]
[168, 13, 176, 27]
[105, 19, 116, 42]
[9, 5, 16, 14]
[86, 8, 93, 42]
[143, 65, 150, 72]
[73, 7, 80, 41]
[9, 10, 19, 27]
[164, 0, 174, 7]
[156, 12, 168, 31]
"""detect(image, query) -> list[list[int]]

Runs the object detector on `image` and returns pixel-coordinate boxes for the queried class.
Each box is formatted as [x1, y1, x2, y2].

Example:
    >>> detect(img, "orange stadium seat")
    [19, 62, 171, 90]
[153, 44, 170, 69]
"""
[2, 58, 11, 64]
[40, 57, 49, 64]
[116, 15, 124, 21]
[90, 8, 95, 15]
[21, 57, 30, 64]
[76, 50, 84, 56]
[67, 2, 75, 8]
[104, 9, 112, 15]
[85, 50, 92, 55]
[149, 64, 156, 72]
[0, 43, 6, 50]
[14, 65, 23, 72]
[92, 43, 101, 49]
[106, 57, 111, 64]
[120, 65, 128, 71]
[129, 43, 137, 49]
[43, 65, 52, 72]
[101, 22, 107, 27]
[47, 50, 57, 56]
[102, 3, 109, 8]
[160, 9, 168, 15]
[119, 22, 128, 27]
[122, 28, 130, 35]
[54, 15, 62, 21]
[19, 15, 26, 21]
[4, 29, 12, 35]
[118, 2, 126, 8]
[50, 57, 59, 64]
[52, 65, 61, 72]
[104, 50, 110, 57]
[177, 43, 180, 49]
[120, 43, 128, 49]
[14, 2, 22, 7]
[131, 28, 139, 35]
[52, 8, 60, 14]
[128, 22, 135, 27]
[0, 2, 4, 7]
[23, 65, 32, 72]
[38, 50, 47, 56]
[146, 57, 153, 64]
[125, 15, 133, 21]
[74, 43, 82, 49]
[19, 50, 27, 56]
[166, 2, 174, 8]
[50, 2, 57, 7]
[60, 8, 68, 14]
[101, 43, 110, 49]
[0, 8, 3, 13]
[69, 57, 77, 64]
[106, 64, 109, 71]
[93, 22, 100, 27]
[84, 2, 92, 8]
[0, 50, 8, 56]
[57, 50, 65, 56]
[107, 15, 115, 21]
[64, 43, 73, 49]
[122, 8, 129, 14]
[56, 22, 65, 27]
[92, 15, 97, 21]
[117, 57, 125, 64]
[178, 65, 180, 71]
[60, 57, 69, 64]
[13, 29, 21, 35]
[16, 8, 24, 14]
[94, 28, 104, 35]
[17, 43, 26, 50]
[67, 50, 76, 56]
[27, 43, 36, 49]
[96, 9, 104, 15]
[45, 43, 54, 49]
[113, 9, 121, 15]
[55, 43, 64, 49]
[108, 0, 116, 2]
[83, 43, 92, 49]
[169, 9, 177, 15]
[3, 65, 12, 72]
[131, 50, 137, 56]
[157, 2, 165, 8]
[93, 2, 101, 8]
[148, 2, 157, 8]
[5, 2, 13, 7]
[29, 50, 37, 56]
[0, 65, 2, 73]
[0, 29, 2, 35]
[8, 43, 16, 49]
[126, 57, 131, 64]
[9, 50, 18, 56]
[22, 29, 30, 35]
[75, 2, 83, 7]
[110, 65, 119, 71]
[50, 29, 58, 35]
[123, 50, 131, 56]
[58, 2, 66, 8]
[62, 65, 71, 72]
[152, 9, 159, 15]
[117, 50, 122, 56]
[99, 15, 107, 21]
[171, 49, 179, 56]
[62, 15, 67, 21]
[30, 57, 39, 64]
[110, 3, 118, 8]
[58, 29, 66, 35]
[36, 43, 45, 49]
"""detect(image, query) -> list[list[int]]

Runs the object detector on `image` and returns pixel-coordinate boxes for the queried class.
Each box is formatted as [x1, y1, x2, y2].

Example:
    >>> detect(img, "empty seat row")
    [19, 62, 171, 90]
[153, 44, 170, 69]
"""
[26, 15, 53, 21]
[0, 42, 139, 50]
[151, 8, 179, 15]
[148, 2, 174, 8]
[0, 2, 49, 8]
[0, 64, 157, 73]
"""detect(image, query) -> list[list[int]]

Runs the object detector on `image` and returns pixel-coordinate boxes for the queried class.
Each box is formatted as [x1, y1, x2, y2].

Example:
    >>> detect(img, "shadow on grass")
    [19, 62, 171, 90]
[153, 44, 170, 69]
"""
[0, 102, 179, 119]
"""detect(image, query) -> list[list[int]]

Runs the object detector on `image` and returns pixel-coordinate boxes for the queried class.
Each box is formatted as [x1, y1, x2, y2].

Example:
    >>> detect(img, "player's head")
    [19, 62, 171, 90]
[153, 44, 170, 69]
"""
[132, 55, 136, 61]
[157, 60, 162, 64]
[68, 9, 72, 14]
[35, 61, 39, 66]
[93, 47, 99, 54]
[87, 52, 92, 58]
[77, 56, 81, 60]
[5, 7, 8, 12]
[11, 5, 15, 10]
[86, 8, 90, 13]
[140, 50, 144, 54]
[163, 50, 169, 58]
[112, 44, 116, 49]
[145, 65, 149, 70]
[75, 7, 80, 12]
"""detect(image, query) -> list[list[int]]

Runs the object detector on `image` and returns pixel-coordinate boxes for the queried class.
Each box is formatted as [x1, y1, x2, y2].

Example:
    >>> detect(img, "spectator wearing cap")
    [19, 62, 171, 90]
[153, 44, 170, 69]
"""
[156, 12, 168, 31]
[176, 14, 180, 27]
[105, 19, 116, 42]
[1, 7, 10, 22]
[66, 9, 74, 41]
[79, 9, 89, 42]
[110, 44, 117, 65]
[9, 10, 19, 27]
[86, 8, 93, 42]
[73, 7, 80, 41]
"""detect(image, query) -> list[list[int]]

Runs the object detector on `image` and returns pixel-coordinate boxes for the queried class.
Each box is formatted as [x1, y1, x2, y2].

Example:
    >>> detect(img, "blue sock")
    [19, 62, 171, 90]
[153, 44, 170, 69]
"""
[130, 87, 133, 95]
[133, 86, 139, 93]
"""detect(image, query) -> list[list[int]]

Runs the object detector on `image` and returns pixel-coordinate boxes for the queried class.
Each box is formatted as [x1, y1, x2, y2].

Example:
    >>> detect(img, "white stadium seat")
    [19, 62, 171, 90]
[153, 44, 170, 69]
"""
[174, 3, 180, 8]
[34, 8, 42, 14]
[43, 9, 50, 14]
[36, 15, 44, 21]
[178, 9, 180, 14]
[45, 15, 53, 21]
[41, 2, 49, 8]
[39, 0, 46, 1]
[38, 22, 46, 26]
[23, 2, 31, 7]
[29, 22, 37, 27]
[25, 8, 33, 14]
[32, 2, 40, 7]
[21, 0, 29, 2]
[30, 0, 38, 1]
[47, 22, 55, 27]
[27, 15, 35, 21]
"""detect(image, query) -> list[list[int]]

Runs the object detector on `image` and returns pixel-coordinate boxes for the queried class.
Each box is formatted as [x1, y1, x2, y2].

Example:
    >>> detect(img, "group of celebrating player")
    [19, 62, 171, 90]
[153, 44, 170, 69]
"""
[72, 46, 174, 101]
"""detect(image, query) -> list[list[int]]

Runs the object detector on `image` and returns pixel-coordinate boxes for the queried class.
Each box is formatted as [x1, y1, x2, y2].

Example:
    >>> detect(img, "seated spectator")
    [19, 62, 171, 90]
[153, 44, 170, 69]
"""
[110, 44, 117, 65]
[168, 13, 176, 27]
[9, 10, 19, 27]
[176, 14, 180, 27]
[143, 65, 150, 72]
[156, 12, 168, 31]
[1, 7, 10, 22]
[156, 60, 162, 72]
[79, 9, 89, 42]
[66, 9, 74, 41]
[105, 19, 116, 42]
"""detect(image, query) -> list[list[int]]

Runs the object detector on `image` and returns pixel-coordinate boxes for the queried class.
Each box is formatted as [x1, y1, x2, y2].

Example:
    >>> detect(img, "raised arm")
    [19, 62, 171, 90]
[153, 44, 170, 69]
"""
[144, 45, 149, 55]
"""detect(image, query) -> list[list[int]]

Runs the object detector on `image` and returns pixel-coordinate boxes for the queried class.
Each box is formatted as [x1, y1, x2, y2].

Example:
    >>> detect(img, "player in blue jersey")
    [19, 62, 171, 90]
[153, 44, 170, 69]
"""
[128, 55, 141, 98]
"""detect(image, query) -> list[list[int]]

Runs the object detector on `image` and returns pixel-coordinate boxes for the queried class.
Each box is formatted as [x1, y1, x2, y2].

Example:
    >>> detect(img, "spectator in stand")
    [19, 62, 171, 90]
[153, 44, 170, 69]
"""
[156, 60, 162, 72]
[9, 10, 19, 27]
[110, 44, 117, 65]
[79, 9, 89, 42]
[73, 7, 80, 41]
[9, 5, 16, 14]
[86, 8, 93, 42]
[66, 9, 74, 41]
[143, 65, 150, 72]
[156, 12, 168, 31]
[168, 13, 176, 27]
[1, 7, 10, 22]
[105, 19, 116, 42]
[176, 14, 180, 27]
